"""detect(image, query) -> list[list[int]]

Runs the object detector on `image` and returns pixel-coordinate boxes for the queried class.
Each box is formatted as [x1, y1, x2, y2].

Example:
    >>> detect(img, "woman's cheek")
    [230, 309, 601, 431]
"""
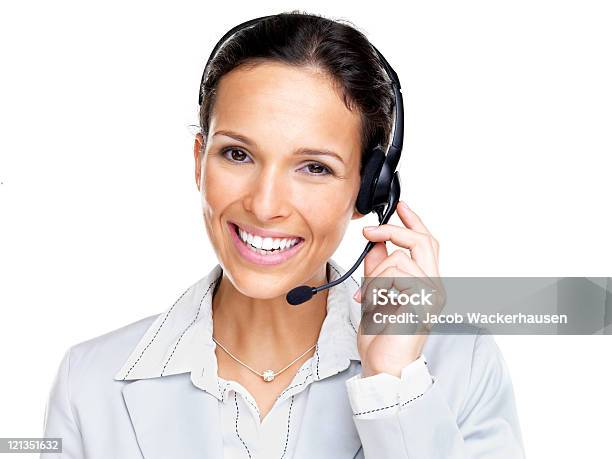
[203, 162, 236, 212]
[302, 192, 351, 252]
[201, 163, 234, 244]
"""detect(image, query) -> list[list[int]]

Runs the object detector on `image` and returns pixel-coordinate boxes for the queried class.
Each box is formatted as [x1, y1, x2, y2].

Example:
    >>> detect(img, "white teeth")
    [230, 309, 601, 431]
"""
[236, 225, 301, 253]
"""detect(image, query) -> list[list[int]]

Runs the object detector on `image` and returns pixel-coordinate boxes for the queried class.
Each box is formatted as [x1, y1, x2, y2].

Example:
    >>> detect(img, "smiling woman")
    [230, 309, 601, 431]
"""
[196, 60, 363, 289]
[42, 11, 525, 459]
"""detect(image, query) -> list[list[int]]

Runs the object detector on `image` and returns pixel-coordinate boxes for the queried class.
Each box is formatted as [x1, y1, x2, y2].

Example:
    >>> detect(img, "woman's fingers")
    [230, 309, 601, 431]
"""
[356, 203, 440, 303]
[363, 223, 430, 251]
[358, 265, 404, 335]
[360, 251, 437, 302]
[363, 224, 439, 277]
[396, 202, 440, 262]
[359, 265, 434, 335]
[396, 201, 432, 235]
[364, 241, 388, 277]
[368, 249, 426, 279]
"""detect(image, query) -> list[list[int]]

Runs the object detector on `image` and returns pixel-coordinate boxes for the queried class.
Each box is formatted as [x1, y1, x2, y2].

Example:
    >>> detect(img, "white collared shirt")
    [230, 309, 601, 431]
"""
[114, 259, 433, 458]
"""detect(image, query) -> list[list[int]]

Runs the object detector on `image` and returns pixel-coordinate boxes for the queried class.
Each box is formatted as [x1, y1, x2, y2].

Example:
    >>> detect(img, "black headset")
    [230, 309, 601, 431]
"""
[197, 14, 404, 305]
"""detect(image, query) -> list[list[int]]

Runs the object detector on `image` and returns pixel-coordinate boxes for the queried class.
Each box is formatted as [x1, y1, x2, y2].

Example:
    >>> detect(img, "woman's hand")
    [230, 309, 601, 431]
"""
[354, 201, 444, 378]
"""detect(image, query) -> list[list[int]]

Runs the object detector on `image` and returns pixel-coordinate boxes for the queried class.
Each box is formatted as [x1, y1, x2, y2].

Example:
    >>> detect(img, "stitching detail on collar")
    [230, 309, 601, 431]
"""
[121, 285, 192, 380]
[160, 276, 220, 376]
[277, 371, 314, 400]
[315, 344, 320, 380]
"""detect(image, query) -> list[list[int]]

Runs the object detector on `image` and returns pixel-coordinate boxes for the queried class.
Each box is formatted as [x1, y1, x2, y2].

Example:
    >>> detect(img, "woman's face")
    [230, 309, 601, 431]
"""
[194, 61, 363, 299]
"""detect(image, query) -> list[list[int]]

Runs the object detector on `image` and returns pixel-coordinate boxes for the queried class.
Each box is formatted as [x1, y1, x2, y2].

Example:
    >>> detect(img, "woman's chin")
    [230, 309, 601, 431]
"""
[232, 276, 294, 300]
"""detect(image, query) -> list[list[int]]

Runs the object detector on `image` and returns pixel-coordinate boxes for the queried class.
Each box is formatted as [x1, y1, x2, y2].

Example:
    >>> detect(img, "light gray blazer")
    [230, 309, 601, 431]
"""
[42, 262, 525, 458]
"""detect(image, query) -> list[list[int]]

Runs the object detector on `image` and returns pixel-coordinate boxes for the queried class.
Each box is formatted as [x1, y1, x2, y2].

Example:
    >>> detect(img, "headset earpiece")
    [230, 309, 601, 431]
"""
[355, 147, 386, 215]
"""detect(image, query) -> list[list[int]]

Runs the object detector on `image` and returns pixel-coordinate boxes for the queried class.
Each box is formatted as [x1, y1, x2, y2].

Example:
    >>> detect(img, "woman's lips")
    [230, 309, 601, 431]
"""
[227, 222, 305, 266]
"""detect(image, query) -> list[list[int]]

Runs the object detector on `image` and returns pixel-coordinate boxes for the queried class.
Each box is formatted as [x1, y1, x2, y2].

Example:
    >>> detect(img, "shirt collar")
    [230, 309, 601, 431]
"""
[114, 259, 362, 392]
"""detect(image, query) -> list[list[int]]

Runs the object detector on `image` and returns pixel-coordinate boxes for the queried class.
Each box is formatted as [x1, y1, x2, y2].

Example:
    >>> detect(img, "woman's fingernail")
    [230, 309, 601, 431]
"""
[399, 201, 409, 211]
[364, 226, 378, 232]
[353, 289, 362, 302]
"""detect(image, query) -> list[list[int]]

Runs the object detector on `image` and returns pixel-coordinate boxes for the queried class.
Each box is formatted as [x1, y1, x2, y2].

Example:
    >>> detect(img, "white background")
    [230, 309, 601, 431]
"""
[1, 1, 611, 457]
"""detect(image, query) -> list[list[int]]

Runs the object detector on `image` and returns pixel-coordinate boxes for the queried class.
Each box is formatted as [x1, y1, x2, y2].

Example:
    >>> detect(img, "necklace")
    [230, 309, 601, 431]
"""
[212, 336, 317, 382]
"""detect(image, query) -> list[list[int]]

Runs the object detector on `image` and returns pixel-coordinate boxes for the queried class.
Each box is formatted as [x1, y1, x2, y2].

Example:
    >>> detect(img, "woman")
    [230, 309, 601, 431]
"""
[42, 12, 525, 458]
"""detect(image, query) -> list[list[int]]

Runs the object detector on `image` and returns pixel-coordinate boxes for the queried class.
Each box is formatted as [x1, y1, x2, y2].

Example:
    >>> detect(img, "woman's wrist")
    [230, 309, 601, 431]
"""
[360, 333, 428, 378]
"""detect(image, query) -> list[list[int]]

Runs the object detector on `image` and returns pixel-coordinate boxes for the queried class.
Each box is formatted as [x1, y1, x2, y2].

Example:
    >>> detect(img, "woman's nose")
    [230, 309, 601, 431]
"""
[243, 167, 292, 221]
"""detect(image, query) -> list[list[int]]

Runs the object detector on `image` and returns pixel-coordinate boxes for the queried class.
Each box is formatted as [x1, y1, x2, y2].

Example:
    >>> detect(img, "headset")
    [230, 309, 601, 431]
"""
[197, 14, 404, 305]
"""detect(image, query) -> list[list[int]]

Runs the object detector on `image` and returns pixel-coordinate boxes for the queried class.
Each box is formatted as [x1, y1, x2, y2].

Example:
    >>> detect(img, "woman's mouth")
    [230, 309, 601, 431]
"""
[227, 222, 305, 266]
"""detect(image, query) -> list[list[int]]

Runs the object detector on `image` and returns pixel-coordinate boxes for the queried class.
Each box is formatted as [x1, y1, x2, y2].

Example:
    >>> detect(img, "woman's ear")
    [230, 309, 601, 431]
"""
[193, 133, 205, 192]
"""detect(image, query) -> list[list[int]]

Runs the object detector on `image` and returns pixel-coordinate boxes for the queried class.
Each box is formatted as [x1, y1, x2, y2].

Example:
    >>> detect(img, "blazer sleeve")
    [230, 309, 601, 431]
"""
[41, 347, 85, 459]
[346, 332, 525, 459]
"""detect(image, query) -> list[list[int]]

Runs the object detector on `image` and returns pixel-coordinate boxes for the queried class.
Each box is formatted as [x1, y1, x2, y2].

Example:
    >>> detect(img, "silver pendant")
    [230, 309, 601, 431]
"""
[262, 370, 275, 382]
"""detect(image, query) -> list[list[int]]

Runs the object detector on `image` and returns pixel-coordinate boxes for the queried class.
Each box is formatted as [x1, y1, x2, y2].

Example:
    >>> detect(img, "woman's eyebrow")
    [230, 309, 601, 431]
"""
[213, 129, 345, 164]
[213, 130, 255, 146]
[294, 148, 345, 164]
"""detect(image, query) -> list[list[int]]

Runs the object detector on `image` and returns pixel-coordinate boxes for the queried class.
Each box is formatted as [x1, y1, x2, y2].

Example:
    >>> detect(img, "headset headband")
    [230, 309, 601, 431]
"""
[197, 14, 403, 170]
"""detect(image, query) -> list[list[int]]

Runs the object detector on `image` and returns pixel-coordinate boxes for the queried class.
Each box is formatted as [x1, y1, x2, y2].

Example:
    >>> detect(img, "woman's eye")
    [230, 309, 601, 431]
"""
[221, 149, 331, 176]
[222, 148, 251, 163]
[300, 162, 333, 176]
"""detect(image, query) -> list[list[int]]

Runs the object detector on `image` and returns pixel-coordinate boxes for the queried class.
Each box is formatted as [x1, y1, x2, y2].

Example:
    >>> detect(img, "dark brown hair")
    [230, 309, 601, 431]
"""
[198, 11, 395, 167]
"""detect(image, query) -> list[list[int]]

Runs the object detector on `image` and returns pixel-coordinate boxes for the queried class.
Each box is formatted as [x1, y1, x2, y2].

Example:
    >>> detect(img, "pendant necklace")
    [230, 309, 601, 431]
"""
[212, 336, 317, 382]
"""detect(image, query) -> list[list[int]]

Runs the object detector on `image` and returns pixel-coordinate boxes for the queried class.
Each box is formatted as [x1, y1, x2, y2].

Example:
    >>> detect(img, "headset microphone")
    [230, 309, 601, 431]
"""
[197, 15, 405, 306]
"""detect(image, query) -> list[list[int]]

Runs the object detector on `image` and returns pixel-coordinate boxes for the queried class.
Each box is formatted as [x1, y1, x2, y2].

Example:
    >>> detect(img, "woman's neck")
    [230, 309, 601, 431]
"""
[211, 265, 330, 365]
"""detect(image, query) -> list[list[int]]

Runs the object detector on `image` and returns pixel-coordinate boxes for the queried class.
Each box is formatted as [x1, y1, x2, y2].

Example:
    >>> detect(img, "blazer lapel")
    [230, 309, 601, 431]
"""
[121, 373, 223, 459]
[293, 368, 363, 459]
